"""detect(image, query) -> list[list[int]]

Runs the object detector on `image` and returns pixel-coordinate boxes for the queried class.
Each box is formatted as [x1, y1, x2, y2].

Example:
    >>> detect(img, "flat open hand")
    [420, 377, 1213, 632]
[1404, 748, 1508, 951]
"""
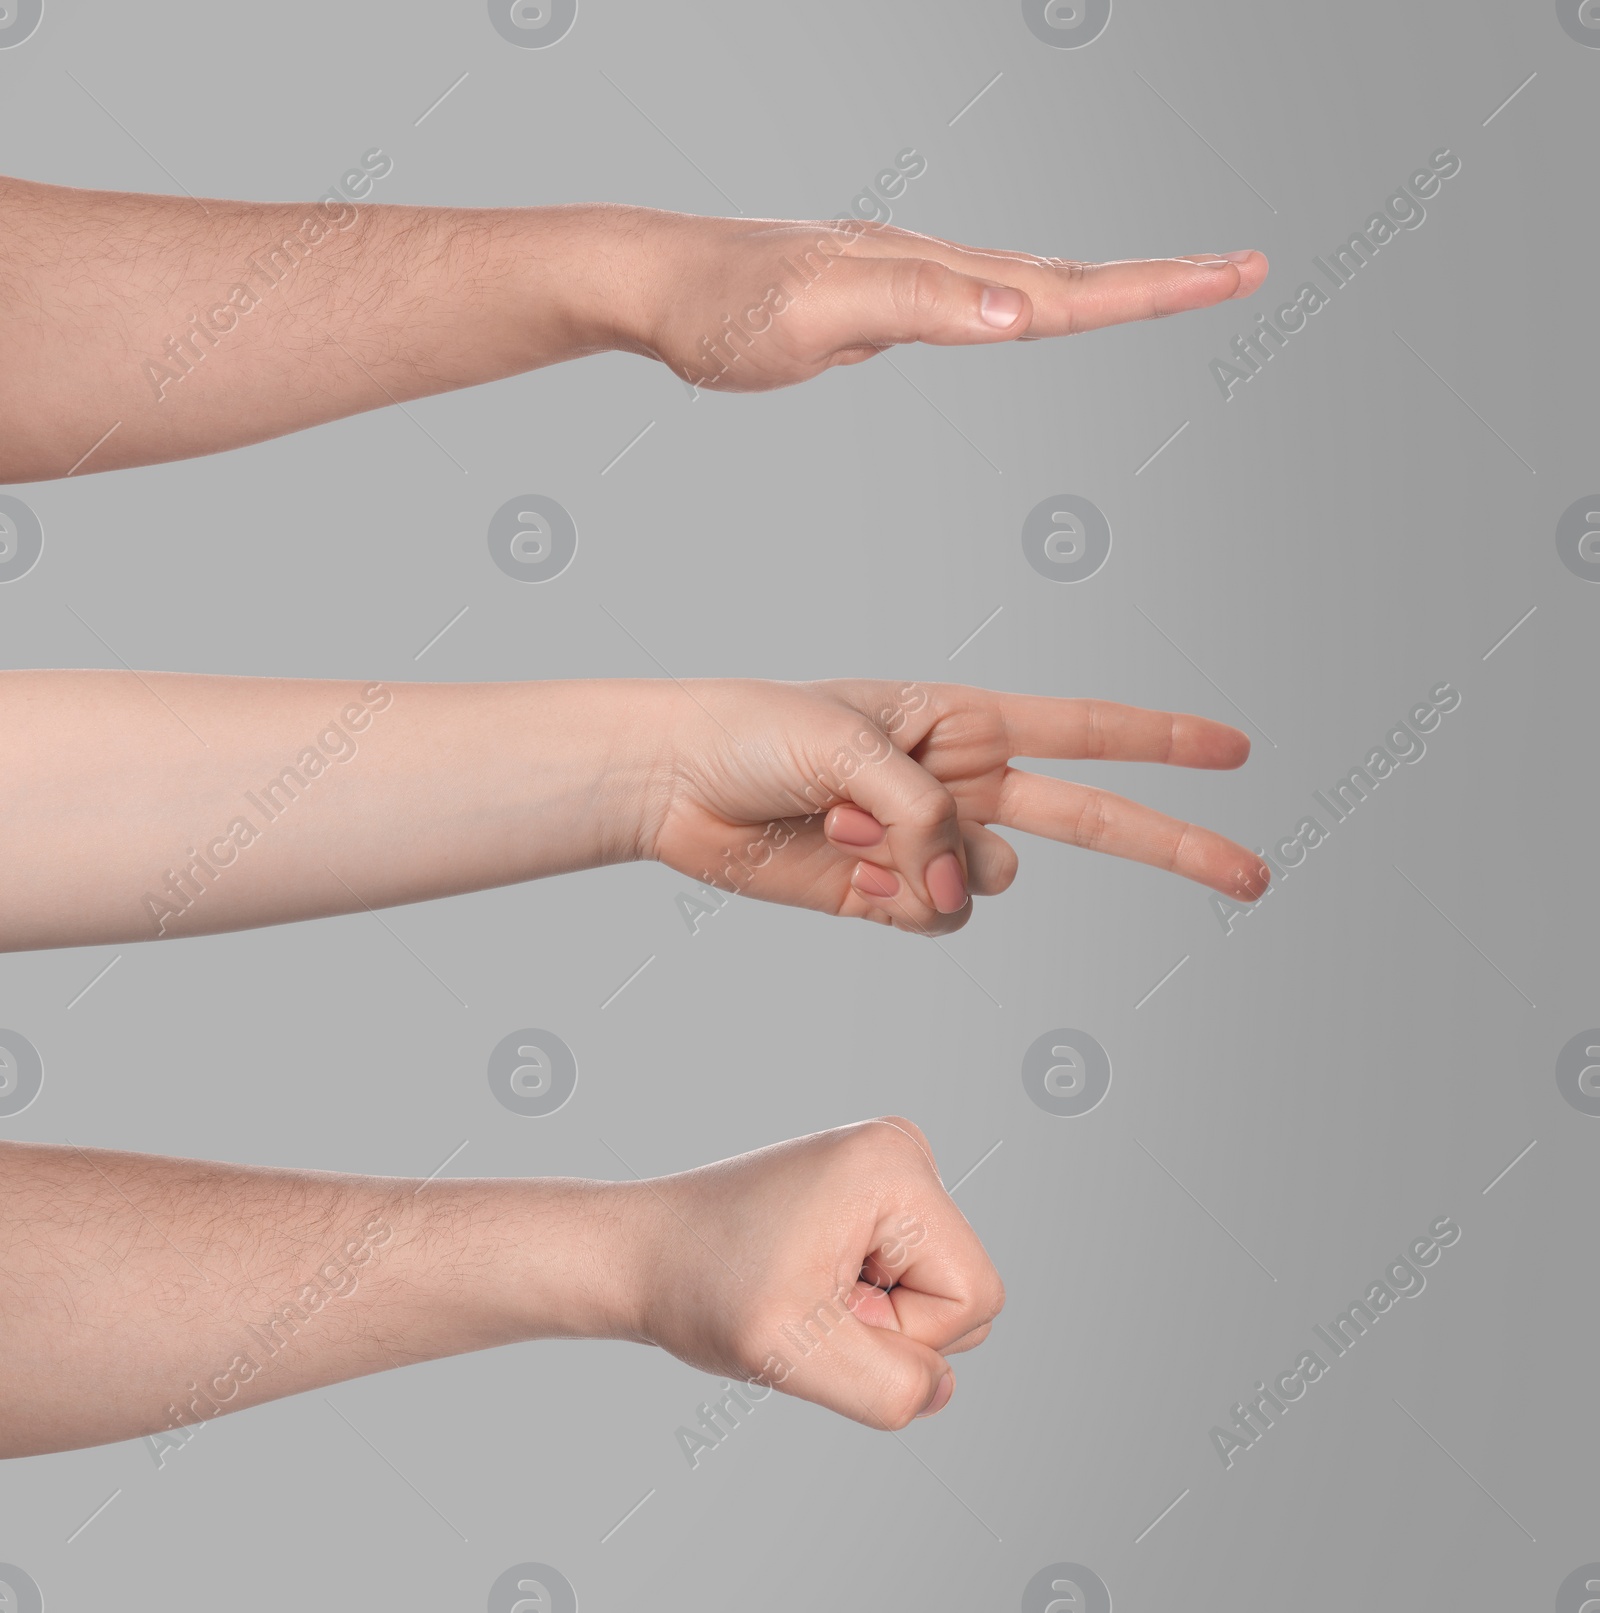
[627, 212, 1267, 390]
[645, 678, 1272, 937]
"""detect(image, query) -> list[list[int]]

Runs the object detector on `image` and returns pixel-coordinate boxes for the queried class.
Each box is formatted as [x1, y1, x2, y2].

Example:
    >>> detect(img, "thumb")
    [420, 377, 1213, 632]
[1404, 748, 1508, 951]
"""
[820, 255, 1033, 352]
[794, 1309, 955, 1430]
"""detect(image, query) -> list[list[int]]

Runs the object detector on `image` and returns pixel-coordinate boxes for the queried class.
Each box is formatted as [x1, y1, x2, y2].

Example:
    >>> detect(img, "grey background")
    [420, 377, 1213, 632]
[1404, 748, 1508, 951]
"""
[1, 0, 1596, 1607]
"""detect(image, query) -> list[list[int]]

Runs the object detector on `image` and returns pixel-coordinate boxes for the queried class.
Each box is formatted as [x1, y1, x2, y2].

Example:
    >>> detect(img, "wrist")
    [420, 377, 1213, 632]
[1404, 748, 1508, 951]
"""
[501, 203, 663, 364]
[596, 678, 682, 865]
[412, 1178, 659, 1348]
[474, 679, 673, 871]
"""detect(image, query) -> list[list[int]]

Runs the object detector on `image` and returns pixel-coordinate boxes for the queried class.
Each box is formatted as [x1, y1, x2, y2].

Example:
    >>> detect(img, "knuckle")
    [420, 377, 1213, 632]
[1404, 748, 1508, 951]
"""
[864, 1115, 935, 1171]
[994, 846, 1020, 892]
[905, 787, 956, 833]
[871, 1113, 926, 1150]
[982, 1272, 1007, 1322]
[1071, 789, 1110, 852]
[892, 257, 949, 322]
[843, 218, 893, 245]
[877, 1365, 931, 1431]
[1167, 822, 1196, 874]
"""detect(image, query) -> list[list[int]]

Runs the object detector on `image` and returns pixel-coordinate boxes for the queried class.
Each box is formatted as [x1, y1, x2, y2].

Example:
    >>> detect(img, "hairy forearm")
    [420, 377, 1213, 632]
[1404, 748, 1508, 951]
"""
[1, 671, 669, 949]
[0, 177, 649, 480]
[0, 1141, 648, 1457]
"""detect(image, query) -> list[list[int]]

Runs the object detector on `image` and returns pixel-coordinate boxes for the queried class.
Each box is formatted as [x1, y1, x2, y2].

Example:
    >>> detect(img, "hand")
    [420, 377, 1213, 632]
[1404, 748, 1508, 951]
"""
[644, 678, 1271, 936]
[634, 1117, 1002, 1430]
[0, 182, 1267, 479]
[0, 1122, 991, 1454]
[621, 211, 1267, 390]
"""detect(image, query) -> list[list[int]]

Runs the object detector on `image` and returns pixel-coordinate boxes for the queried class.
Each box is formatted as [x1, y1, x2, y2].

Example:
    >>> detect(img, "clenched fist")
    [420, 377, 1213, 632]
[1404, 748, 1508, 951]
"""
[628, 1117, 1004, 1429]
[0, 1120, 1000, 1454]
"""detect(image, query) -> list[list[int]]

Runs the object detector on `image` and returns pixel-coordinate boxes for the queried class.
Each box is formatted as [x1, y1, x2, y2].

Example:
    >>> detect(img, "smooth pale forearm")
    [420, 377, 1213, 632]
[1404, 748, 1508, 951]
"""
[0, 178, 648, 480]
[0, 671, 671, 950]
[0, 1140, 652, 1457]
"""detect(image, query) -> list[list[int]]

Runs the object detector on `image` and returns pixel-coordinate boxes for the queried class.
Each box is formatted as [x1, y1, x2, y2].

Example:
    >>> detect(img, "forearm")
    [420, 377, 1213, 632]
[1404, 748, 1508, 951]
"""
[0, 177, 650, 480]
[0, 1140, 649, 1457]
[1, 671, 670, 950]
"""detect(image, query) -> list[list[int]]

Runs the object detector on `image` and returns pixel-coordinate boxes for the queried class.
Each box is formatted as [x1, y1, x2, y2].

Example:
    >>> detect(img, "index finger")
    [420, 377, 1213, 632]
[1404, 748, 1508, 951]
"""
[997, 694, 1252, 768]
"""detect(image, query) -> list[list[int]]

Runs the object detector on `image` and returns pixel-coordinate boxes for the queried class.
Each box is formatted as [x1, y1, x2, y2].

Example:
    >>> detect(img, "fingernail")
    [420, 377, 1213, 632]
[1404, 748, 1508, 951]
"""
[1233, 860, 1270, 897]
[852, 862, 900, 901]
[1221, 250, 1255, 263]
[925, 851, 967, 914]
[917, 1371, 954, 1418]
[979, 286, 1025, 328]
[829, 807, 886, 847]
